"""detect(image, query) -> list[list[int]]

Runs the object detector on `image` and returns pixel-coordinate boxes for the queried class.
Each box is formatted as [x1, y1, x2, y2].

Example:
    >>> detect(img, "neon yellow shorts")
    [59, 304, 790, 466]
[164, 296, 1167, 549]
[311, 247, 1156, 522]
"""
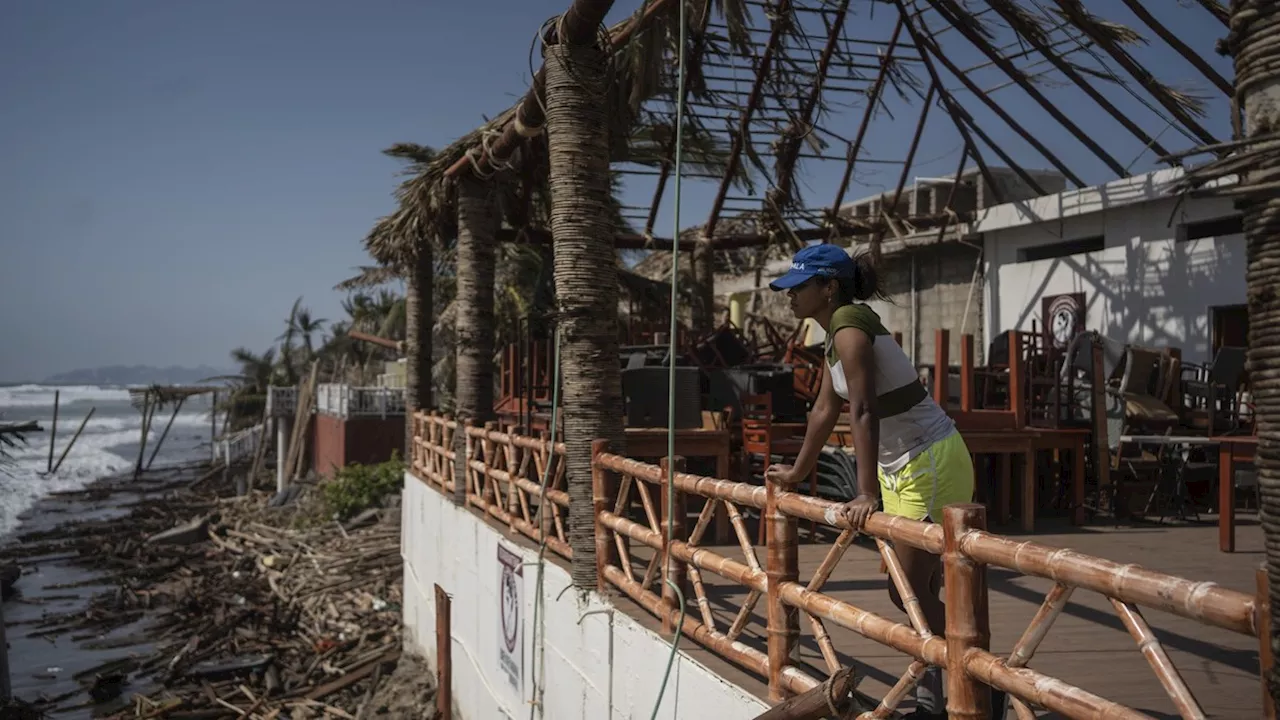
[878, 430, 974, 521]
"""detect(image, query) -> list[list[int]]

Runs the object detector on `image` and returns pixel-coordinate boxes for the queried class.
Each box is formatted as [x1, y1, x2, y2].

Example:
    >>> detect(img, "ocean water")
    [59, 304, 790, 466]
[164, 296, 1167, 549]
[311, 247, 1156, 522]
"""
[0, 384, 216, 539]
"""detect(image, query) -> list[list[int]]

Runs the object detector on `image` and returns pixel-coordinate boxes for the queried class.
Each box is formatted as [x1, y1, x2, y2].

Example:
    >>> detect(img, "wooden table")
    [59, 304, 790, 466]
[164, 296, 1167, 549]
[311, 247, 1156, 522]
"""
[1214, 435, 1258, 553]
[962, 430, 1037, 532]
[625, 427, 733, 542]
[623, 427, 732, 480]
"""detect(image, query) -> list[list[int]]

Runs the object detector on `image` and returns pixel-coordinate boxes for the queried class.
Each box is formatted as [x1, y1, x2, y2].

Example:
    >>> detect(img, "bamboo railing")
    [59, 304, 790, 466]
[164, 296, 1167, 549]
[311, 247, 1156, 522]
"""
[414, 413, 571, 560]
[410, 411, 1269, 719]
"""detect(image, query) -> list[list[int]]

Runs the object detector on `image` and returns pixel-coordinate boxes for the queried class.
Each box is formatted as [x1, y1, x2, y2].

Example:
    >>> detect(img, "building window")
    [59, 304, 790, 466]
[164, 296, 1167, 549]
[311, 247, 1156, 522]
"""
[1178, 215, 1244, 242]
[1016, 235, 1104, 262]
[1211, 304, 1248, 353]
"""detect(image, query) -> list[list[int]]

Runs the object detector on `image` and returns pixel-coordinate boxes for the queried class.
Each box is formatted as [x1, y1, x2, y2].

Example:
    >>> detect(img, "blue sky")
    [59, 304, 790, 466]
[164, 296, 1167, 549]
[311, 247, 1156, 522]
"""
[0, 0, 1234, 382]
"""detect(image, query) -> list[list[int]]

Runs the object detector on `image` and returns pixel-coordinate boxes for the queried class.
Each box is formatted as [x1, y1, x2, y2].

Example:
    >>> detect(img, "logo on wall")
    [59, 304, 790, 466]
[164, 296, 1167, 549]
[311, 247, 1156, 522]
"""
[1042, 293, 1085, 349]
[496, 542, 523, 693]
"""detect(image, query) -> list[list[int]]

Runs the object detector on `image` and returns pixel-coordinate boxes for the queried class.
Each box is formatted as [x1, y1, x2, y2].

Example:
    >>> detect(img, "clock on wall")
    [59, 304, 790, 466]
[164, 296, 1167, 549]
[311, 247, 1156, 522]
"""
[1041, 293, 1086, 349]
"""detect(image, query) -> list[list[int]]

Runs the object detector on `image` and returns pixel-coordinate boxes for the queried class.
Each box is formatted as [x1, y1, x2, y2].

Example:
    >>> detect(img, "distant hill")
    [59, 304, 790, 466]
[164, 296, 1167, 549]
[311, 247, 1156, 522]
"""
[39, 365, 233, 387]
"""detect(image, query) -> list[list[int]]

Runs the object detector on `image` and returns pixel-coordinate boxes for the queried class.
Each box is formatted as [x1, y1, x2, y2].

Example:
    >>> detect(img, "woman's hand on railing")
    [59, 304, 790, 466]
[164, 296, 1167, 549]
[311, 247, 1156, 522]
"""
[839, 494, 878, 531]
[763, 463, 798, 485]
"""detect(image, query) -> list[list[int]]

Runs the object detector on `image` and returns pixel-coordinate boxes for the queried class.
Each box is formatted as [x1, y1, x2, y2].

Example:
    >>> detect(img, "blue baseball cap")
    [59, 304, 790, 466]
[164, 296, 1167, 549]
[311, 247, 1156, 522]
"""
[768, 243, 856, 291]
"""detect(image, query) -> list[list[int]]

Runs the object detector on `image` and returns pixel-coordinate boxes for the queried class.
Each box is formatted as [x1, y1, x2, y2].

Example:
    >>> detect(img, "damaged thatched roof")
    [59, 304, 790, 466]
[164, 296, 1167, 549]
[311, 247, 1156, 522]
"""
[364, 0, 1234, 272]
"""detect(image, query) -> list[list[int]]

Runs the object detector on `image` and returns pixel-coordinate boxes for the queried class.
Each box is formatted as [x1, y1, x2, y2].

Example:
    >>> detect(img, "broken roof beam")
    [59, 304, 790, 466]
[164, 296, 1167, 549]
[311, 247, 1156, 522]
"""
[828, 17, 907, 219]
[770, 0, 851, 210]
[982, 0, 1179, 164]
[893, 0, 1008, 204]
[1045, 0, 1221, 150]
[868, 83, 936, 260]
[643, 1, 716, 237]
[1115, 0, 1232, 97]
[909, 13, 1082, 188]
[923, 0, 1129, 178]
[444, 0, 679, 180]
[704, 0, 793, 240]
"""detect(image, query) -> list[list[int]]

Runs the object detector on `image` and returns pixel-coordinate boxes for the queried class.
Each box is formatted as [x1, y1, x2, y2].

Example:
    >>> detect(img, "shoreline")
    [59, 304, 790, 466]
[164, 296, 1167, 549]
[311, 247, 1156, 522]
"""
[3, 457, 431, 718]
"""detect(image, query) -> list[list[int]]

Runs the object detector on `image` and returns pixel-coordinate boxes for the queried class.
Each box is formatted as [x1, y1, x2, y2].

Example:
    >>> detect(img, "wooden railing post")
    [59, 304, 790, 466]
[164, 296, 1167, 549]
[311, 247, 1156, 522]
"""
[1258, 566, 1276, 719]
[943, 503, 991, 719]
[766, 472, 800, 701]
[660, 455, 688, 635]
[934, 329, 951, 408]
[592, 439, 614, 594]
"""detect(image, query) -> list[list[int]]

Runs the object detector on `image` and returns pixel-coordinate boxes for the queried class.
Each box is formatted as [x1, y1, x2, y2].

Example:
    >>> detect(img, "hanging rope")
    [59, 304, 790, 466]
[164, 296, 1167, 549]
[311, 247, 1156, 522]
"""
[649, 0, 690, 716]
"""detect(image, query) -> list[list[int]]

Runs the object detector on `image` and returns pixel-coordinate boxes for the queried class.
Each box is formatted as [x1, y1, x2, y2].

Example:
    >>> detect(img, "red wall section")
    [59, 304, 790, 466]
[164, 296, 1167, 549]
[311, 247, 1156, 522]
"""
[311, 414, 405, 479]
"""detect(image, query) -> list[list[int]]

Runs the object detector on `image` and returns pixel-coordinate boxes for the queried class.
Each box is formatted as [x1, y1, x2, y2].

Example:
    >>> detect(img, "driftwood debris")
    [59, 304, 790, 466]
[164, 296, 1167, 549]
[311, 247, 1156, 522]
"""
[4, 463, 406, 719]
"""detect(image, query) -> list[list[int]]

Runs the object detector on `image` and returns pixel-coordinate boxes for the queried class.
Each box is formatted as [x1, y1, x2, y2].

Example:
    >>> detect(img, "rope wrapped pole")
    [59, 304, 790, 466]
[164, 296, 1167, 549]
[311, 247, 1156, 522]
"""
[444, 0, 678, 180]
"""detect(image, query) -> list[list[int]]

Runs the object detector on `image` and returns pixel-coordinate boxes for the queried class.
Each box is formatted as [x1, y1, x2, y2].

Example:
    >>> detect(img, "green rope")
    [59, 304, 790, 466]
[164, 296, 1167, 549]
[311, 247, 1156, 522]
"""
[649, 0, 689, 715]
[527, 327, 562, 720]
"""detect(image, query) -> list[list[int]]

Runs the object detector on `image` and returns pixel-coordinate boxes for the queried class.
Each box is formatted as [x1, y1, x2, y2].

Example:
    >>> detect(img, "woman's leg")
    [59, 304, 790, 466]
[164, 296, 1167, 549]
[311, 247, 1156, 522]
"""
[887, 542, 946, 634]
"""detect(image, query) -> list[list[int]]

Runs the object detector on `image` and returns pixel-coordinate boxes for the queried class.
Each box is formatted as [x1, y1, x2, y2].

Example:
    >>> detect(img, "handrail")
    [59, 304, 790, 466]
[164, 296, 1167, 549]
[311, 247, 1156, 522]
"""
[408, 414, 1268, 718]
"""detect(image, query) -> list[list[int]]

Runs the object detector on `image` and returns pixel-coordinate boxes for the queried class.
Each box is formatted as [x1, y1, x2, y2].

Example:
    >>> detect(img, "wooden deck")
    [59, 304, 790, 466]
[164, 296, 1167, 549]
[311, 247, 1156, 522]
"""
[609, 513, 1266, 719]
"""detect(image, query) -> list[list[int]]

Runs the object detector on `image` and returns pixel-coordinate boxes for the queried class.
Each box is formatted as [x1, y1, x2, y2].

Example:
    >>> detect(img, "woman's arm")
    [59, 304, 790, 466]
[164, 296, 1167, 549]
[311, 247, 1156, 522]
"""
[832, 327, 879, 499]
[784, 368, 842, 482]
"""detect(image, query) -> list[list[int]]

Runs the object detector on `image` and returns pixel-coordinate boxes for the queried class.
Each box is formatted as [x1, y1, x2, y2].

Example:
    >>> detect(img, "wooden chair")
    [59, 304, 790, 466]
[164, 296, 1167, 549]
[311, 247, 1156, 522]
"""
[741, 393, 818, 543]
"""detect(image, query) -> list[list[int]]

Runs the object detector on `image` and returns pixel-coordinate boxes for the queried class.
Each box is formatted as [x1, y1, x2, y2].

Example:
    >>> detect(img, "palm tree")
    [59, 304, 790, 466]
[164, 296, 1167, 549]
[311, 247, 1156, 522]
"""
[544, 4, 628, 588]
[453, 175, 499, 503]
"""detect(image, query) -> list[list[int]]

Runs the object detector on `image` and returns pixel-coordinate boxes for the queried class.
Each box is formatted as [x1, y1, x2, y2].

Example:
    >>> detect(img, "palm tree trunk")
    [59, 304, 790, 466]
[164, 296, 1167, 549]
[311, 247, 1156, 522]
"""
[454, 176, 498, 505]
[1228, 1, 1280, 706]
[546, 33, 626, 588]
[404, 237, 434, 455]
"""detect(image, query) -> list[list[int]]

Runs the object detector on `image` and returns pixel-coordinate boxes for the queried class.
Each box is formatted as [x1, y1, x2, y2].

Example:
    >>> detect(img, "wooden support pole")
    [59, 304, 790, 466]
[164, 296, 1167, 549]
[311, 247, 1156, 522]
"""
[751, 666, 856, 720]
[210, 390, 218, 463]
[592, 438, 614, 595]
[134, 392, 155, 479]
[1260, 566, 1276, 720]
[146, 396, 186, 471]
[766, 466, 800, 701]
[435, 584, 453, 720]
[47, 389, 59, 473]
[660, 455, 688, 635]
[943, 503, 991, 719]
[50, 407, 96, 476]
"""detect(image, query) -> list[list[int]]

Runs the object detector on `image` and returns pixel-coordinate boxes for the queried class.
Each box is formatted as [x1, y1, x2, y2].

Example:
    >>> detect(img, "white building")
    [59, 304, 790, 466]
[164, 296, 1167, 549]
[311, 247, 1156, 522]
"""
[719, 166, 1246, 366]
[978, 167, 1245, 365]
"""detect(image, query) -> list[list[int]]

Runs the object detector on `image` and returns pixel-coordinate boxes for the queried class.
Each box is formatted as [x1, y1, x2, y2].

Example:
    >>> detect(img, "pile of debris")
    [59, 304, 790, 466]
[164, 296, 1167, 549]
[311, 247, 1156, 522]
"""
[5, 473, 417, 719]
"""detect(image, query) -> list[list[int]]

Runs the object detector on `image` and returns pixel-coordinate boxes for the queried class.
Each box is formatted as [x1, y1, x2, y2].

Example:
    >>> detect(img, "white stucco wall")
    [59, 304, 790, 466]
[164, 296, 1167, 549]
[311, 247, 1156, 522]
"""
[401, 474, 770, 720]
[981, 170, 1245, 365]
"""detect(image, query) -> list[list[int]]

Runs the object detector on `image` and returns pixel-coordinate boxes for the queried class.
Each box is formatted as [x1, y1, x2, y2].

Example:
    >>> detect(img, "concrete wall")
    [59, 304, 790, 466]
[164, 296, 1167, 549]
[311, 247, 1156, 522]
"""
[983, 182, 1244, 365]
[401, 474, 769, 720]
[862, 242, 984, 366]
